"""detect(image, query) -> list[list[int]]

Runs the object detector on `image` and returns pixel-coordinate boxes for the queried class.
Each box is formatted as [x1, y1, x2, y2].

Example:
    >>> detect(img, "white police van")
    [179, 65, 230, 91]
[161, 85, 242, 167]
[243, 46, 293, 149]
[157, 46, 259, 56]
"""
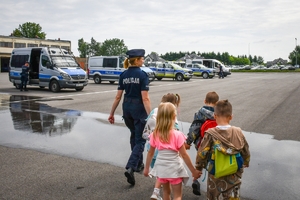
[9, 47, 88, 92]
[88, 56, 155, 84]
[189, 58, 231, 77]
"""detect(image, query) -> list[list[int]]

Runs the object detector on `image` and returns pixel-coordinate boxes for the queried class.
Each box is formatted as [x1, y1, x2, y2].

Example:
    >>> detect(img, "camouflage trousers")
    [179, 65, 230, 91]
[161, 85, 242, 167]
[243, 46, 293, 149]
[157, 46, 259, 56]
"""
[206, 172, 242, 200]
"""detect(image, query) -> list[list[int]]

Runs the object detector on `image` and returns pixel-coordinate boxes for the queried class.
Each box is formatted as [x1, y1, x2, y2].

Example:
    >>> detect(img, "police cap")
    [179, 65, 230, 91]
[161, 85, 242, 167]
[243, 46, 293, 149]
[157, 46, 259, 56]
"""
[126, 49, 145, 58]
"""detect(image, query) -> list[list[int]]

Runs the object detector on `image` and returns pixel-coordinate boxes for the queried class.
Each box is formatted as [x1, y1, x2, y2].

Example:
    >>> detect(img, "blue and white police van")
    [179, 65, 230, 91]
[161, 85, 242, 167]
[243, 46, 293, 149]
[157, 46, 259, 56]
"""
[9, 47, 88, 92]
[88, 56, 155, 84]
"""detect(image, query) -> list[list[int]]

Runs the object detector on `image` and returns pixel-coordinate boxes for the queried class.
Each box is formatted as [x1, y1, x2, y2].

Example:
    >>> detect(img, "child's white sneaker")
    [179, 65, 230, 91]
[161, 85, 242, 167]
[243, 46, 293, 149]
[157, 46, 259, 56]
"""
[150, 191, 162, 200]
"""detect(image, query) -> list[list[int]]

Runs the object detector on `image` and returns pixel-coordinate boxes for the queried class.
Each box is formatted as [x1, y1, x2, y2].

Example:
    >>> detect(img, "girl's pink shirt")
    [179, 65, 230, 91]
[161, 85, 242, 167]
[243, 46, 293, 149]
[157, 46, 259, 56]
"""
[149, 130, 187, 151]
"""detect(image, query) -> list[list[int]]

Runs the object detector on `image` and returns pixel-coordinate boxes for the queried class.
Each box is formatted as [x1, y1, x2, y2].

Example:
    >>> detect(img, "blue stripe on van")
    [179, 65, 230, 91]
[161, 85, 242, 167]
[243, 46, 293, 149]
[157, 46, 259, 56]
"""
[39, 74, 63, 80]
[89, 70, 122, 75]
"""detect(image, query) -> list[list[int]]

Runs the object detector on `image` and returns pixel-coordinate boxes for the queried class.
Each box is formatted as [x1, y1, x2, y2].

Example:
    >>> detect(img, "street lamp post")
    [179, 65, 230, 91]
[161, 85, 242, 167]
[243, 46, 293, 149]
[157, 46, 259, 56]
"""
[296, 38, 297, 68]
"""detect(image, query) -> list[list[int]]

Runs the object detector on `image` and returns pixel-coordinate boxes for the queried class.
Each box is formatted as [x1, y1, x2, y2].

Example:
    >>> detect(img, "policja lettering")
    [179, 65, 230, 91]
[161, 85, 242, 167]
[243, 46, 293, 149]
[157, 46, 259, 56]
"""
[123, 77, 140, 84]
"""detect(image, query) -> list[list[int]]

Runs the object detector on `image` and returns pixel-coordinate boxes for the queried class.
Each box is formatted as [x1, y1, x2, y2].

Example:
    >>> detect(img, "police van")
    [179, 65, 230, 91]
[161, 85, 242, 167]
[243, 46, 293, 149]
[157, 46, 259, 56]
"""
[188, 58, 231, 77]
[9, 47, 88, 92]
[88, 56, 155, 84]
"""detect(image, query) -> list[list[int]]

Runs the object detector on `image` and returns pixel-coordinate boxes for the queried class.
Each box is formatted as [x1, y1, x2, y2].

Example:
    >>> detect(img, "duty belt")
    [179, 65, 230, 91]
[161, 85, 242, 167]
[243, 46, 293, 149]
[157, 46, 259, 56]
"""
[124, 97, 142, 104]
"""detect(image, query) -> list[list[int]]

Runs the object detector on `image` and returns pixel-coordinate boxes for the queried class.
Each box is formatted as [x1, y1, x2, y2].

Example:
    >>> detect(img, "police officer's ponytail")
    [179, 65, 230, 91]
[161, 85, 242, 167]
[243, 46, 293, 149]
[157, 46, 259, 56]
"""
[124, 57, 141, 69]
[124, 58, 130, 69]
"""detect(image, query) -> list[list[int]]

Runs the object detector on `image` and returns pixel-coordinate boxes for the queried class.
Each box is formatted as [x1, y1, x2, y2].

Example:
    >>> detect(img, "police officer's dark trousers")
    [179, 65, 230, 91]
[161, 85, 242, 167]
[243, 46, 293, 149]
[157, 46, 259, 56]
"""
[122, 98, 147, 171]
[20, 75, 28, 91]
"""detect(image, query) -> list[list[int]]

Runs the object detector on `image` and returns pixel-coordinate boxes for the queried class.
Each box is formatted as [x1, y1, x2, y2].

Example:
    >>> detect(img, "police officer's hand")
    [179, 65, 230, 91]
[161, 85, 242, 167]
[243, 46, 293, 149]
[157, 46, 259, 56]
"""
[108, 115, 114, 124]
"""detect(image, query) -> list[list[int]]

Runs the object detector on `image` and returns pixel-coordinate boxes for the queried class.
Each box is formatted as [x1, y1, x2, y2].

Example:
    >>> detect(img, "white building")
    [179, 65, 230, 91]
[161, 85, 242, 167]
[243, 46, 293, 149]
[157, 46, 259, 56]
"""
[0, 35, 71, 72]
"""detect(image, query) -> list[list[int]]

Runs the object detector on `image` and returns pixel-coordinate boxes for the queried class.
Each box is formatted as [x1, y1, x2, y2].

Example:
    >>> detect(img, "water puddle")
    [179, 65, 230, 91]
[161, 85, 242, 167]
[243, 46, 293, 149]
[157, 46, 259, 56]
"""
[0, 94, 299, 199]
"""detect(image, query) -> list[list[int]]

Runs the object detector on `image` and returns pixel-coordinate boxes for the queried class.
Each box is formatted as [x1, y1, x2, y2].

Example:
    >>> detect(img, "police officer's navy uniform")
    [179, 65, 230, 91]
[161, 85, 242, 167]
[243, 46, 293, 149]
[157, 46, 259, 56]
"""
[20, 61, 30, 91]
[119, 50, 149, 177]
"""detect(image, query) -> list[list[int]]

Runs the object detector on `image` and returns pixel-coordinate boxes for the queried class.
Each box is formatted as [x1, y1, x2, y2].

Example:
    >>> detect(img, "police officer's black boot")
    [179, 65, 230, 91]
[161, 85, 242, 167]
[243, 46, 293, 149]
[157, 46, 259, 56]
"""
[24, 86, 28, 91]
[124, 168, 135, 185]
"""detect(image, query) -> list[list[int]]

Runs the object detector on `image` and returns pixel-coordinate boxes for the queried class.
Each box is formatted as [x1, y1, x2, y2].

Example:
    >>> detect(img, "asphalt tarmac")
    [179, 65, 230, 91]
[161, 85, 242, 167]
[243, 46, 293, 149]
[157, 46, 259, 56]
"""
[1, 72, 300, 199]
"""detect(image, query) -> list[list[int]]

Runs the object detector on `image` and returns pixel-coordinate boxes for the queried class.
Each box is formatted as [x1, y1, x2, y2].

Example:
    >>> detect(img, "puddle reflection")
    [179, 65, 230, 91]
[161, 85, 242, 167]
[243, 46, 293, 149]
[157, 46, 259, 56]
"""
[8, 95, 81, 136]
[0, 94, 300, 199]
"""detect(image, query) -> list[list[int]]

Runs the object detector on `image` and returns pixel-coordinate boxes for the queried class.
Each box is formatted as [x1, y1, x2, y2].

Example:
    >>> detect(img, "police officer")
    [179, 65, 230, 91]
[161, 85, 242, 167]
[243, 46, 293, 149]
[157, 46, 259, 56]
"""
[20, 61, 30, 91]
[108, 49, 151, 186]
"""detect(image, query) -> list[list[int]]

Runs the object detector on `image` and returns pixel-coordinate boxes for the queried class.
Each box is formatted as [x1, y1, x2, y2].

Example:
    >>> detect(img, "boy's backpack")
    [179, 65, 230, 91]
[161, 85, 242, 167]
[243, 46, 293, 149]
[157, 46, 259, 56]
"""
[196, 119, 217, 149]
[207, 144, 244, 178]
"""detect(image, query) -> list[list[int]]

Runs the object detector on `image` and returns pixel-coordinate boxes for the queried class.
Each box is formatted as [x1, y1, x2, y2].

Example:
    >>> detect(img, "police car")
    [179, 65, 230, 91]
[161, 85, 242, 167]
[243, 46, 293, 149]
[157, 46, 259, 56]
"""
[148, 62, 193, 81]
[184, 63, 215, 79]
[88, 56, 155, 84]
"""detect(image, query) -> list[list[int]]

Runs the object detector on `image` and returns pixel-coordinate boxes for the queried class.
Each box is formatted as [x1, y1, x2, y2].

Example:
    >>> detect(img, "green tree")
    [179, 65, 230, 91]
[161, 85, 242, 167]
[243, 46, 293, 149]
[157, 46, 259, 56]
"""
[99, 38, 128, 56]
[77, 38, 89, 58]
[257, 56, 264, 65]
[288, 45, 300, 66]
[12, 22, 46, 39]
[89, 37, 101, 56]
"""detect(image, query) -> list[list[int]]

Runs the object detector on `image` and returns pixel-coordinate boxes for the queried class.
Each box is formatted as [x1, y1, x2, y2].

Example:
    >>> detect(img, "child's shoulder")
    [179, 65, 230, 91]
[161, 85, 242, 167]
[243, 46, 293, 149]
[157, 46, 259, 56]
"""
[172, 129, 186, 137]
[230, 126, 243, 133]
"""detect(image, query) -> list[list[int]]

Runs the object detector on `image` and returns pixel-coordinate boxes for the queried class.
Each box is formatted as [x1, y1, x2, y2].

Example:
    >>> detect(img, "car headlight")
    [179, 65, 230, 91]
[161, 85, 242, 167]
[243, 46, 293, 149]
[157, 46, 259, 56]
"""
[60, 73, 71, 80]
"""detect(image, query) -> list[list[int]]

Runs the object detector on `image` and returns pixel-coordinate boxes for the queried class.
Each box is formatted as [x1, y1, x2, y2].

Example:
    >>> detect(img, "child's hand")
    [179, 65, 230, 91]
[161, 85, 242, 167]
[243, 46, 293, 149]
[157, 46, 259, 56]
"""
[143, 168, 150, 177]
[192, 169, 202, 180]
[184, 143, 191, 150]
[243, 163, 249, 168]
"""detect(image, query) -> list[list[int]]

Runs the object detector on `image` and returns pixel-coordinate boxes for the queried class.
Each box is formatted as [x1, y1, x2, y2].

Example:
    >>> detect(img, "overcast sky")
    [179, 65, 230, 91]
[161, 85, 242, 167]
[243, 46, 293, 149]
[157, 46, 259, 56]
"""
[1, 0, 299, 62]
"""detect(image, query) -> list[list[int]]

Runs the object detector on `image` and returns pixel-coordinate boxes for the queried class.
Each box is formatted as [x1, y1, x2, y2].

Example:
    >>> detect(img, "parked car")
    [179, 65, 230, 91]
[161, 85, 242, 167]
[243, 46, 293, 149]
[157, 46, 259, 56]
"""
[281, 65, 296, 70]
[184, 63, 215, 79]
[149, 62, 193, 81]
[251, 66, 267, 70]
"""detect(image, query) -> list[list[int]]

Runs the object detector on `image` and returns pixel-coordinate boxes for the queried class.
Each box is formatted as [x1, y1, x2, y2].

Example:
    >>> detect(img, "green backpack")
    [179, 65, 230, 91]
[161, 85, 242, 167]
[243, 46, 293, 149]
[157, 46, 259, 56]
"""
[207, 144, 244, 178]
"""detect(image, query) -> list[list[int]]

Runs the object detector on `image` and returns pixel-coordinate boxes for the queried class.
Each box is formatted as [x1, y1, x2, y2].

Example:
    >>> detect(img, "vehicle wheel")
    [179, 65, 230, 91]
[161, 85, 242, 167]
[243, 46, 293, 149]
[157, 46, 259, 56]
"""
[149, 77, 155, 82]
[202, 72, 209, 79]
[75, 87, 84, 91]
[94, 75, 101, 84]
[109, 81, 115, 84]
[176, 74, 184, 81]
[224, 74, 227, 77]
[49, 80, 61, 93]
[157, 78, 162, 81]
[39, 86, 45, 89]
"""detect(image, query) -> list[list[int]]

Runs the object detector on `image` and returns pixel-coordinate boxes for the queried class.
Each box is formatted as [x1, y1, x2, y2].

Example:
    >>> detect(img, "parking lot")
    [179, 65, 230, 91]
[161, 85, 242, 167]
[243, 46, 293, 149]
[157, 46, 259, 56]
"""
[2, 72, 300, 141]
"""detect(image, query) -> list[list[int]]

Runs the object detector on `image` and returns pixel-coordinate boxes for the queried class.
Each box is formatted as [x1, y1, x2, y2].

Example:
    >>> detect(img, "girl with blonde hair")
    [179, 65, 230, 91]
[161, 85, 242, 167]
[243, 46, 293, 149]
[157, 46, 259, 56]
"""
[144, 102, 201, 200]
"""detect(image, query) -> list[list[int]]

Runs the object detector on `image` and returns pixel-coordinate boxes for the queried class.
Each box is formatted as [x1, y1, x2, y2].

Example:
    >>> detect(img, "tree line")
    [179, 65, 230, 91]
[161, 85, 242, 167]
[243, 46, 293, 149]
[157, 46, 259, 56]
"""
[160, 51, 264, 65]
[9, 22, 300, 66]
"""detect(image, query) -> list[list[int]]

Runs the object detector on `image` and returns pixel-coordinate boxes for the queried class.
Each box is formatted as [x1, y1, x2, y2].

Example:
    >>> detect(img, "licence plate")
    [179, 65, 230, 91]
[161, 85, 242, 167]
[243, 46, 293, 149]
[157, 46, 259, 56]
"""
[76, 84, 83, 87]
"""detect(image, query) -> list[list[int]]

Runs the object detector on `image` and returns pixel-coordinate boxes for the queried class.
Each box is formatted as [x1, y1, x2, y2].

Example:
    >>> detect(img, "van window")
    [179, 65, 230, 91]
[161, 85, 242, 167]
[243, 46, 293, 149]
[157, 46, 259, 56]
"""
[41, 55, 50, 67]
[10, 55, 29, 68]
[203, 61, 211, 68]
[103, 58, 118, 68]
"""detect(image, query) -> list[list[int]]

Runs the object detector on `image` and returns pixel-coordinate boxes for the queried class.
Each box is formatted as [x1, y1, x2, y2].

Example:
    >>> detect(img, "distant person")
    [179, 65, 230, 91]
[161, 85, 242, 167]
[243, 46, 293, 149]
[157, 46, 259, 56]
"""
[218, 64, 224, 79]
[185, 91, 219, 196]
[142, 93, 181, 200]
[195, 99, 250, 199]
[144, 102, 202, 200]
[108, 49, 151, 186]
[20, 61, 30, 91]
